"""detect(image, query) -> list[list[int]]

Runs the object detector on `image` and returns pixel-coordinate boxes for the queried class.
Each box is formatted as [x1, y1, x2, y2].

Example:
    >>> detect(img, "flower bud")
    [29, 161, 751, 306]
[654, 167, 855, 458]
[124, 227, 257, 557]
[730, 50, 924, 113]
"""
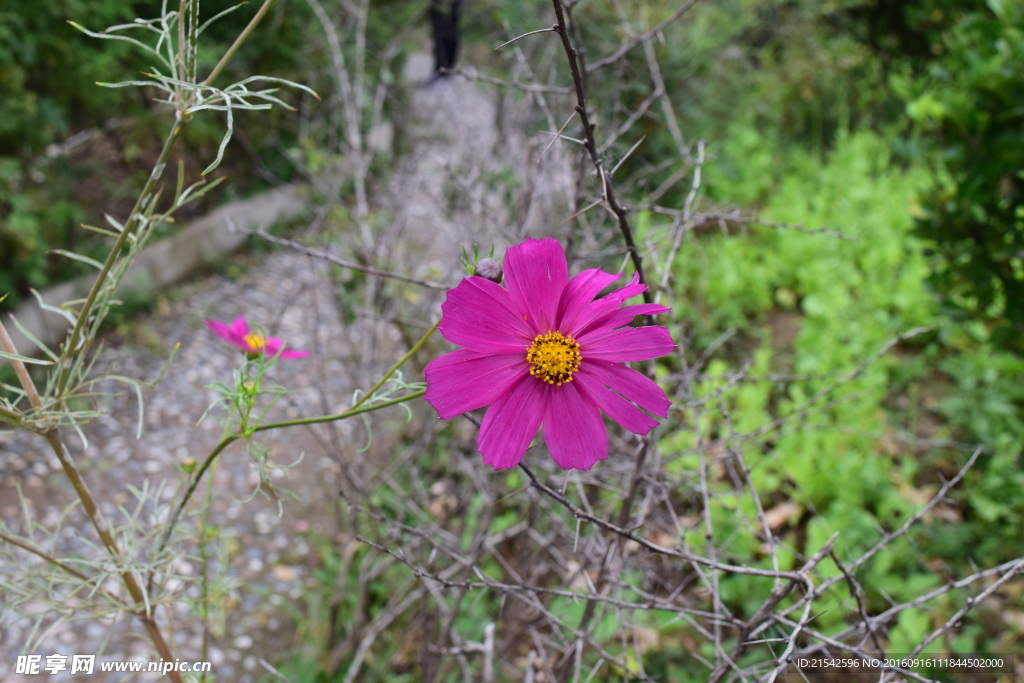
[474, 257, 503, 284]
[180, 457, 197, 474]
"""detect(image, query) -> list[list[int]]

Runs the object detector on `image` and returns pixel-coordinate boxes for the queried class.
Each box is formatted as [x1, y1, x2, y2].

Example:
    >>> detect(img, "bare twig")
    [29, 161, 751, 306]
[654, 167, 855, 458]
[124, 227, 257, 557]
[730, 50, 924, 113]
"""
[587, 2, 701, 73]
[251, 229, 449, 290]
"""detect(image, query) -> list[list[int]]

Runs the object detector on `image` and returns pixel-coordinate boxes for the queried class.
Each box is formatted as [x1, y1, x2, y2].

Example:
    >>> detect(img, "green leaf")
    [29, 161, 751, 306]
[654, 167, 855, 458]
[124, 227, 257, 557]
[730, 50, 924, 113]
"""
[987, 0, 1007, 20]
[0, 348, 52, 365]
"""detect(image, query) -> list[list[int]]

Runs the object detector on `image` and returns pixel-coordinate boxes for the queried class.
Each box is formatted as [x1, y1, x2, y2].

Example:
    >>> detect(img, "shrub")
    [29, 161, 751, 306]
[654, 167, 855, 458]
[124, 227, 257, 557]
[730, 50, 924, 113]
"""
[900, 2, 1024, 349]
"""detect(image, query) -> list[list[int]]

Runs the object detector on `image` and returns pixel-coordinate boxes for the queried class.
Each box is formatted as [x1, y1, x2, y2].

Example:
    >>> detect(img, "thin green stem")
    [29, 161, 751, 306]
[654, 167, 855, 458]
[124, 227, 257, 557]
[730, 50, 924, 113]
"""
[256, 389, 426, 433]
[156, 389, 426, 557]
[0, 404, 22, 427]
[56, 0, 276, 398]
[187, 0, 199, 85]
[350, 319, 439, 412]
[55, 121, 185, 399]
[177, 0, 188, 91]
[202, 0, 276, 87]
[238, 364, 258, 434]
[155, 437, 233, 558]
[197, 457, 218, 682]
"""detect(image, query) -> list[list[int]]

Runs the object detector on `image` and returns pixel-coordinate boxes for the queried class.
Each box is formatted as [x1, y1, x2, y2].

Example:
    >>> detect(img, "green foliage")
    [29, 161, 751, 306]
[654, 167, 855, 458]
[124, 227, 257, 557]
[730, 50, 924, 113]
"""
[932, 346, 1024, 561]
[825, 0, 960, 69]
[662, 128, 963, 632]
[690, 130, 933, 346]
[0, 0, 154, 303]
[0, 1, 144, 156]
[0, 0, 322, 307]
[900, 2, 1024, 348]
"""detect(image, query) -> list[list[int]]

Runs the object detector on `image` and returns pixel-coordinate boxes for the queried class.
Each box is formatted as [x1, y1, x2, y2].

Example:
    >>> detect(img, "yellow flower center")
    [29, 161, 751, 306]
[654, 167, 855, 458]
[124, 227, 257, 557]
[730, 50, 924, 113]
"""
[527, 331, 582, 386]
[243, 332, 266, 351]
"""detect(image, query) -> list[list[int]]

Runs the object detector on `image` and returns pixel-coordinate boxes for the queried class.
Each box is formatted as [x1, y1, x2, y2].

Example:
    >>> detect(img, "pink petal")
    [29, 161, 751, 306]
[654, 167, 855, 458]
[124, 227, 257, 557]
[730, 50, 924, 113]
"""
[503, 238, 568, 333]
[557, 268, 621, 333]
[572, 273, 652, 336]
[593, 303, 671, 331]
[478, 375, 546, 470]
[542, 381, 608, 470]
[425, 349, 527, 419]
[263, 337, 284, 355]
[578, 360, 670, 418]
[580, 325, 676, 362]
[440, 276, 534, 352]
[574, 372, 660, 435]
[228, 317, 250, 338]
[604, 273, 647, 303]
[205, 319, 249, 353]
[264, 337, 309, 358]
[205, 319, 232, 339]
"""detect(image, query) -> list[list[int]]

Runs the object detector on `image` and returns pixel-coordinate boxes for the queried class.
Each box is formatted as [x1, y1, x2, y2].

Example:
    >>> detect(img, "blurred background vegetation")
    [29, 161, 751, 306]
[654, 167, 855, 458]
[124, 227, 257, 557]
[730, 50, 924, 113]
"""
[3, 0, 1023, 678]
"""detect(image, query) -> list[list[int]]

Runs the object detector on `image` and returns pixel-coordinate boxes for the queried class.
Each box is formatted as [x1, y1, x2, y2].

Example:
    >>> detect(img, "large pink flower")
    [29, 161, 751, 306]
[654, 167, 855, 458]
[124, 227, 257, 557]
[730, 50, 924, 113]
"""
[425, 238, 675, 471]
[205, 317, 309, 359]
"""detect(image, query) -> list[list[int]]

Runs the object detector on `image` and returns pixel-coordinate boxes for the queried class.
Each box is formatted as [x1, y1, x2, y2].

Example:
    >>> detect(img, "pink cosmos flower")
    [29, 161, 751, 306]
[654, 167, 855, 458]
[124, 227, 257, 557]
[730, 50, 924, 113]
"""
[205, 317, 309, 359]
[425, 238, 675, 471]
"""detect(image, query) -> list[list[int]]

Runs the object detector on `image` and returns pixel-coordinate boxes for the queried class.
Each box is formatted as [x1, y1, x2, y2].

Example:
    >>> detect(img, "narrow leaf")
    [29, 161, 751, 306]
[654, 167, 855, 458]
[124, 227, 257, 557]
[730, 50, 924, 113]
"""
[0, 349, 52, 366]
[7, 314, 59, 362]
[30, 289, 78, 327]
[49, 250, 104, 271]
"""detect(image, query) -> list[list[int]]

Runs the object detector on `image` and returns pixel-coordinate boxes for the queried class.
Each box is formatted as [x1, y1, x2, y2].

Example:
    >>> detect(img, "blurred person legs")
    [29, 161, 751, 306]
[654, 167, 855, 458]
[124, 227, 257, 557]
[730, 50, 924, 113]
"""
[429, 0, 463, 80]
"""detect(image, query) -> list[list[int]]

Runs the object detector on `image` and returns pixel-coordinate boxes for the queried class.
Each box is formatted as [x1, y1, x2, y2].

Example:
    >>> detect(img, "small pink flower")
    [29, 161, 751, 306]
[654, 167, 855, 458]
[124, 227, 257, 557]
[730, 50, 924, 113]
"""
[205, 317, 309, 359]
[425, 238, 675, 471]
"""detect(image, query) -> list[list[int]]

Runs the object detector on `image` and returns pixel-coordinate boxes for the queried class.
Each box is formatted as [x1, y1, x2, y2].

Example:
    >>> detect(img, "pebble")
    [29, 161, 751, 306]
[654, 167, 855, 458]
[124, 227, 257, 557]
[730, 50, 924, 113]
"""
[271, 565, 296, 582]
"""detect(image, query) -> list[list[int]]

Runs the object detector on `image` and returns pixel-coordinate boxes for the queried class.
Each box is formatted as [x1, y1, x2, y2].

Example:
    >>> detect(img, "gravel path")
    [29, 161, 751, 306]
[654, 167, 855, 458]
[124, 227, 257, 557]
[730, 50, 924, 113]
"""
[1, 51, 572, 682]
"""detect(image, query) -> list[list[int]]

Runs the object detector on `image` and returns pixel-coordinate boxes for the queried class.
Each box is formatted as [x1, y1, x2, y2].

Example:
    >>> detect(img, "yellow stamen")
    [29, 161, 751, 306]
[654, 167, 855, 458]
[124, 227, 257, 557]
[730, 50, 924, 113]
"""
[243, 332, 266, 351]
[526, 331, 582, 386]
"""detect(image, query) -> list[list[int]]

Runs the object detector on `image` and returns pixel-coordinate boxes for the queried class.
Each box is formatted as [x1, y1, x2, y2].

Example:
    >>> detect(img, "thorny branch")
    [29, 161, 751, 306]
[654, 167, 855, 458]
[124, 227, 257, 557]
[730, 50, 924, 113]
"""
[549, 0, 653, 306]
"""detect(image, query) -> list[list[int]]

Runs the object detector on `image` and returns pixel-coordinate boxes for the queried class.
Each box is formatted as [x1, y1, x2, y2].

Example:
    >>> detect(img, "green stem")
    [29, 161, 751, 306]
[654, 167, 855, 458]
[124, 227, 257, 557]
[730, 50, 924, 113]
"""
[255, 389, 426, 433]
[187, 0, 199, 85]
[177, 0, 188, 92]
[197, 457, 218, 683]
[350, 319, 438, 413]
[156, 389, 425, 557]
[55, 121, 185, 399]
[202, 0, 276, 87]
[0, 404, 22, 428]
